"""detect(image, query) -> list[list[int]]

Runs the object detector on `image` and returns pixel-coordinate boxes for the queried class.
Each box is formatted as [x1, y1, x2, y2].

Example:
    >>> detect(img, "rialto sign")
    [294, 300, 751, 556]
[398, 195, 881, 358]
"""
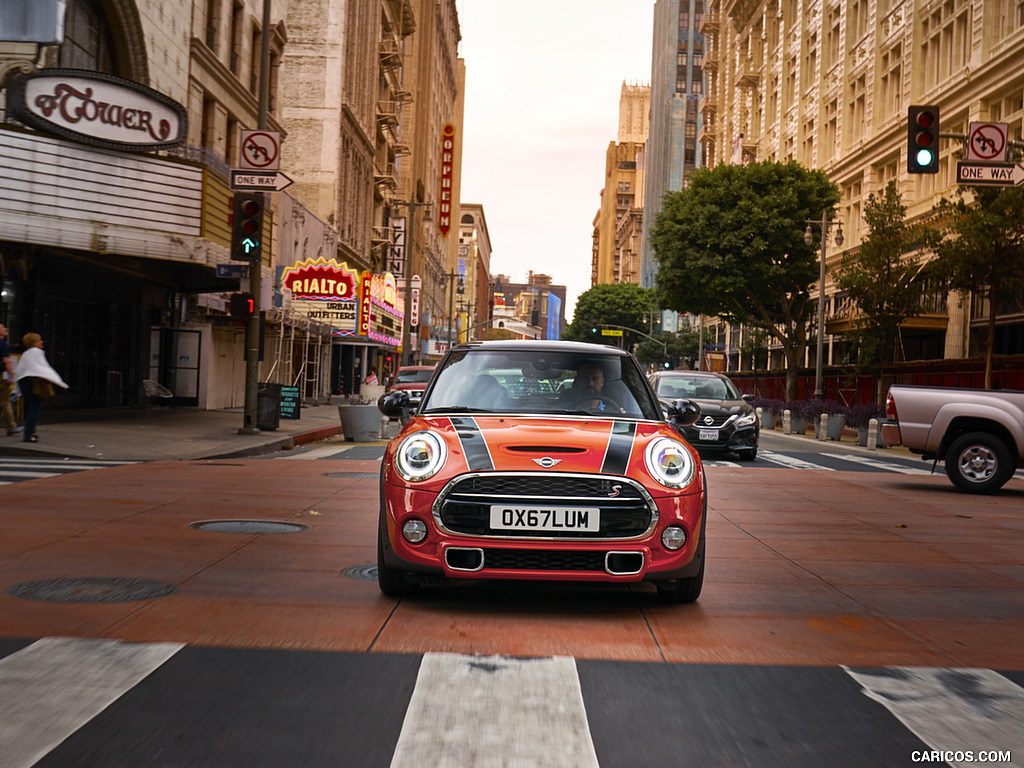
[279, 259, 401, 345]
[7, 69, 187, 151]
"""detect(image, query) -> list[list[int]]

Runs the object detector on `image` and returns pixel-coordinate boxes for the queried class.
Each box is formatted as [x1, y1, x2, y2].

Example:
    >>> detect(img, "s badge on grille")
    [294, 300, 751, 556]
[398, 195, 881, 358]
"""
[532, 457, 562, 468]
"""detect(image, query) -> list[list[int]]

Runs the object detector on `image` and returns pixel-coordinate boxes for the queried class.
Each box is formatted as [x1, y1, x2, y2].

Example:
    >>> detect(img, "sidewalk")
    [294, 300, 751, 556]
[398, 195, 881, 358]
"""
[0, 403, 359, 462]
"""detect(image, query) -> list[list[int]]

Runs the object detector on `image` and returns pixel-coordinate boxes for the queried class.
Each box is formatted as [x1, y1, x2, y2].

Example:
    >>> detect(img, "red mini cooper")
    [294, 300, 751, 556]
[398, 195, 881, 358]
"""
[376, 341, 706, 603]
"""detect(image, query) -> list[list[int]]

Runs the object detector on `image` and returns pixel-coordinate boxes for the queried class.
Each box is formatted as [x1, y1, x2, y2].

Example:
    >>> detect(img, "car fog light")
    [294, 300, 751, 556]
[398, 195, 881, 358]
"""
[662, 526, 687, 550]
[402, 519, 428, 543]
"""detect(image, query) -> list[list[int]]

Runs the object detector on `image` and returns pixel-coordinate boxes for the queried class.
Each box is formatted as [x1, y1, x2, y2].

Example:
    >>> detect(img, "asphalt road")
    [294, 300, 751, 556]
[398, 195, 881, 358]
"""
[0, 447, 1021, 767]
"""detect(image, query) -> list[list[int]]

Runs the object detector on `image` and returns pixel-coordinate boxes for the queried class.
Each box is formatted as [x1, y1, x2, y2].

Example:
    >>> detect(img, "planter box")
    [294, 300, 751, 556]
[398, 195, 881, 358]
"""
[790, 416, 808, 434]
[338, 404, 381, 442]
[761, 410, 779, 430]
[826, 414, 846, 441]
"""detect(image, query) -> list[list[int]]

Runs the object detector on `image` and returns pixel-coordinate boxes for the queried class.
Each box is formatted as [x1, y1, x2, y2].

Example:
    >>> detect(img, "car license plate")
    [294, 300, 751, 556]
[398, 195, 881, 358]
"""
[489, 505, 600, 532]
[699, 428, 719, 441]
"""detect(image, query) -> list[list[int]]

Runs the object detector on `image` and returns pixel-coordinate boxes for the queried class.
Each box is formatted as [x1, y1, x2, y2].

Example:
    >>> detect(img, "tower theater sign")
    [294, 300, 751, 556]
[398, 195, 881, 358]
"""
[7, 69, 187, 151]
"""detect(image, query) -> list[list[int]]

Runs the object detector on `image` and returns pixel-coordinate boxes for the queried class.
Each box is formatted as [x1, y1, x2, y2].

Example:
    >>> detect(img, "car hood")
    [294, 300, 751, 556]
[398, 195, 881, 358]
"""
[385, 415, 702, 493]
[392, 382, 428, 391]
[660, 398, 750, 418]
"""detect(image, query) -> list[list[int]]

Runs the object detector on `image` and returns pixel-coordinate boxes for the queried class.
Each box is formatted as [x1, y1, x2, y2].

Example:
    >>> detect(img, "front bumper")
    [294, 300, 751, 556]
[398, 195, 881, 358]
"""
[381, 480, 705, 584]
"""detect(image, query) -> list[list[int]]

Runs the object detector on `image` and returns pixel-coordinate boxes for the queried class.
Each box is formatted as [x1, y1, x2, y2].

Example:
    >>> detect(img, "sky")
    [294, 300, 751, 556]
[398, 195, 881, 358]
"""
[455, 0, 656, 318]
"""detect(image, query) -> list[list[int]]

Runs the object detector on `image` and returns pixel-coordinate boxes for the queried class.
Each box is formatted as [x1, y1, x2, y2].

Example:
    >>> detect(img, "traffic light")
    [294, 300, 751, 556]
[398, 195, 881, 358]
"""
[231, 193, 264, 261]
[229, 292, 255, 317]
[907, 105, 940, 174]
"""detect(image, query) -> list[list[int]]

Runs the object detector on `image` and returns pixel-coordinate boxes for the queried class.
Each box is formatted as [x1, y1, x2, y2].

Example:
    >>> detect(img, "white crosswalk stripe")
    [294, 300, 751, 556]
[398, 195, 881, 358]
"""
[844, 666, 1024, 767]
[822, 452, 933, 475]
[758, 449, 835, 470]
[0, 458, 138, 484]
[0, 637, 183, 768]
[391, 653, 599, 768]
[275, 445, 353, 460]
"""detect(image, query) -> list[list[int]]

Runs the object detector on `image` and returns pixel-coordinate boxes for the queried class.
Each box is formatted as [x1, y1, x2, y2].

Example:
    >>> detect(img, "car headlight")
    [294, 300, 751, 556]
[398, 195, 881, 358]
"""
[395, 431, 448, 482]
[735, 411, 757, 427]
[644, 437, 696, 489]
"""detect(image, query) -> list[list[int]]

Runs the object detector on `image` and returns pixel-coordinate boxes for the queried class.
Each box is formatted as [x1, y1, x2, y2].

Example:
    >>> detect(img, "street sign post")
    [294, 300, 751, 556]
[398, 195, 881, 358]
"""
[230, 170, 294, 192]
[238, 130, 281, 170]
[601, 329, 623, 337]
[956, 162, 1024, 186]
[965, 122, 1008, 162]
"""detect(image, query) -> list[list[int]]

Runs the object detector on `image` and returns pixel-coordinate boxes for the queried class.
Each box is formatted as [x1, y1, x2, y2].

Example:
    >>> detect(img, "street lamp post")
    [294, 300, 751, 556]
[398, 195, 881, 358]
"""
[804, 213, 844, 399]
[393, 200, 431, 367]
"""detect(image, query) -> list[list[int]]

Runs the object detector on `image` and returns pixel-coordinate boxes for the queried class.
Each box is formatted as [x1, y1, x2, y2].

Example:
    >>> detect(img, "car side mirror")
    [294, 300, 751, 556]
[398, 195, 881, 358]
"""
[378, 390, 412, 422]
[741, 394, 755, 403]
[667, 398, 701, 428]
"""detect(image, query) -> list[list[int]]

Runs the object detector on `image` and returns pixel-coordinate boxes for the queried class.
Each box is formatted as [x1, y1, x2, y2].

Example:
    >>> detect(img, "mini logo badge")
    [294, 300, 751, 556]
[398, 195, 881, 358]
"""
[532, 457, 562, 468]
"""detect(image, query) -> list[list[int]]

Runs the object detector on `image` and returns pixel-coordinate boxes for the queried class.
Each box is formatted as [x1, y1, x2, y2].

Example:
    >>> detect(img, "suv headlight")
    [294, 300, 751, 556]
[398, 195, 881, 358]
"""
[644, 437, 696, 489]
[395, 431, 448, 482]
[735, 411, 757, 427]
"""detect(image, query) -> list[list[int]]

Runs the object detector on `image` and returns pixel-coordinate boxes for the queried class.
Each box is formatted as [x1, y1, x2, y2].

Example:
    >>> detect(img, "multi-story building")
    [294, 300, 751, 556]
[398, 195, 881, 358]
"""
[456, 203, 492, 342]
[280, 0, 415, 394]
[640, 0, 706, 290]
[395, 0, 463, 362]
[0, 0, 338, 413]
[593, 83, 649, 287]
[491, 273, 567, 341]
[700, 0, 1024, 367]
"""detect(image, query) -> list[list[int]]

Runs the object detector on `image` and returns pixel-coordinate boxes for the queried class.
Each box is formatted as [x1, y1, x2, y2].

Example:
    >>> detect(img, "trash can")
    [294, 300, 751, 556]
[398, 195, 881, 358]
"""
[257, 382, 282, 431]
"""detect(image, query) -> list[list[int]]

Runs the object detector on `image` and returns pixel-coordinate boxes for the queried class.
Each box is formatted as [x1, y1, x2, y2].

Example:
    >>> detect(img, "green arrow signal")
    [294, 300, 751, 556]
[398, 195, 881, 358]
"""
[242, 237, 259, 253]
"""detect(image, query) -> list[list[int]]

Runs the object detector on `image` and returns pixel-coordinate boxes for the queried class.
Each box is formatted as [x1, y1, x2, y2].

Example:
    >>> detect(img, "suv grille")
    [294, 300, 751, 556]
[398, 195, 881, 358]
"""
[434, 472, 656, 540]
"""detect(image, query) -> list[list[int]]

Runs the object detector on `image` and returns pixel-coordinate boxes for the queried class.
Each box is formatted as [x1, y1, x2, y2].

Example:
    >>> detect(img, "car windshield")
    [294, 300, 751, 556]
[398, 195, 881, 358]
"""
[395, 368, 435, 384]
[655, 375, 739, 401]
[421, 349, 663, 420]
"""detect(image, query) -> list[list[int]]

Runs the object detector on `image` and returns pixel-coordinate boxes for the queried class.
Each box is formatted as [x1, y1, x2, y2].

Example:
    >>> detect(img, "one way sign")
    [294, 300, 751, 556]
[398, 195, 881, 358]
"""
[230, 170, 294, 192]
[956, 162, 1024, 186]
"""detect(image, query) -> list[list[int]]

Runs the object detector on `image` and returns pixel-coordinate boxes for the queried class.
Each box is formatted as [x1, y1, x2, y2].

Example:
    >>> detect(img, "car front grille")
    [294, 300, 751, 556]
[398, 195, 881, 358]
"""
[693, 414, 732, 428]
[434, 472, 656, 540]
[481, 549, 606, 571]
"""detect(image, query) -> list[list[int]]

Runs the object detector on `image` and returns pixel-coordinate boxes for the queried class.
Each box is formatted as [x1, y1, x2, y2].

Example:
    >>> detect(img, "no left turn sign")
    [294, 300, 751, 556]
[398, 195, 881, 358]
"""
[966, 122, 1008, 162]
[239, 130, 281, 170]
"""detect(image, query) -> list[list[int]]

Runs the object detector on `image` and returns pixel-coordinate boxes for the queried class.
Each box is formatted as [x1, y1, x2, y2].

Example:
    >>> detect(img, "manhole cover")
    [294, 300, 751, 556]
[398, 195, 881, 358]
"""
[342, 564, 378, 582]
[6, 577, 177, 604]
[189, 520, 311, 534]
[324, 473, 379, 479]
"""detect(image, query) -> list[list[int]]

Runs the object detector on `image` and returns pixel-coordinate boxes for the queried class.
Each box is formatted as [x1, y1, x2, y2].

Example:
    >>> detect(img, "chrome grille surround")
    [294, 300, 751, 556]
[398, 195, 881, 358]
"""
[432, 471, 658, 541]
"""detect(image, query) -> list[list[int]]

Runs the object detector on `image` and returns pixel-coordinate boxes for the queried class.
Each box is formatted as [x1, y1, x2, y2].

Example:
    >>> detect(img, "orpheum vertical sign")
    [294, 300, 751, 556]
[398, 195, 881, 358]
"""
[438, 123, 456, 237]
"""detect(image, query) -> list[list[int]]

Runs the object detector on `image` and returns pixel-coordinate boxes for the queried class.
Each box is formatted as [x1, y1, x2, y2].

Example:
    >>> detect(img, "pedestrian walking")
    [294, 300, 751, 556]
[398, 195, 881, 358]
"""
[13, 333, 69, 443]
[0, 324, 22, 436]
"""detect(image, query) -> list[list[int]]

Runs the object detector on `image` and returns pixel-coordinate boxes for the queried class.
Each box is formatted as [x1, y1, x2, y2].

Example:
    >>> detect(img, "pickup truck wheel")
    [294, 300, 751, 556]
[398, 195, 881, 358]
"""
[945, 432, 1013, 494]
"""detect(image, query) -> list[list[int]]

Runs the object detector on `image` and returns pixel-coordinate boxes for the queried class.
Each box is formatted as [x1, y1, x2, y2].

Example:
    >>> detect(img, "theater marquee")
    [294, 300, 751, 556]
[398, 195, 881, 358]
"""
[7, 69, 187, 151]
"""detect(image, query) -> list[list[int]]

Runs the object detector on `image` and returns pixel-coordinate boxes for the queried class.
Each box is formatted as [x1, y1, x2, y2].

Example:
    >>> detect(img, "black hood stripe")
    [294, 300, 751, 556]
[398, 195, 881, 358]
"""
[450, 416, 494, 471]
[601, 421, 636, 475]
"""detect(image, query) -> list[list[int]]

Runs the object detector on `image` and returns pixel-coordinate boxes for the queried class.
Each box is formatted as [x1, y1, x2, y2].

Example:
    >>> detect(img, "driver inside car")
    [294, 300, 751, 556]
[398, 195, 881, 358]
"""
[567, 361, 608, 411]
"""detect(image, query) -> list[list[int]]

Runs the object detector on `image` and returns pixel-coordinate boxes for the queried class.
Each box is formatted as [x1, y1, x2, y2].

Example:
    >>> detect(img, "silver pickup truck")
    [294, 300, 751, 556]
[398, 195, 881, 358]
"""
[881, 384, 1024, 493]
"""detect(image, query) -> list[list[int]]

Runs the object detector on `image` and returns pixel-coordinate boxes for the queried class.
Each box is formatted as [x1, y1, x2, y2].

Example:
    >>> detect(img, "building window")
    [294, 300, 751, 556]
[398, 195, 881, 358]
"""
[59, 0, 117, 73]
[921, 0, 971, 89]
[826, 6, 841, 68]
[879, 45, 902, 124]
[205, 0, 221, 51]
[847, 74, 867, 143]
[230, 1, 244, 75]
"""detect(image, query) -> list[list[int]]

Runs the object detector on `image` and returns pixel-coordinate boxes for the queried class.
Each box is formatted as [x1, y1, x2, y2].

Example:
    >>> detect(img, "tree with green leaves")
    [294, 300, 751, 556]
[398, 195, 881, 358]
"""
[650, 160, 840, 401]
[564, 282, 654, 349]
[931, 184, 1024, 388]
[634, 323, 713, 370]
[834, 180, 939, 402]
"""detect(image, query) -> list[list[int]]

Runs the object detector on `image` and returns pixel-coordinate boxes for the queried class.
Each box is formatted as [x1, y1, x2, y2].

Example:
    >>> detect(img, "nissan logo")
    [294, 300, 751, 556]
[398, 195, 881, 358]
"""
[703, 416, 715, 425]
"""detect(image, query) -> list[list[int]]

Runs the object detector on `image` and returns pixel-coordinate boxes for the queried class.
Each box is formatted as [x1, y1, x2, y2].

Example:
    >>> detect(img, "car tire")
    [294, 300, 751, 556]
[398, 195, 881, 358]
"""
[944, 431, 1014, 494]
[655, 554, 704, 604]
[736, 447, 757, 461]
[377, 530, 419, 596]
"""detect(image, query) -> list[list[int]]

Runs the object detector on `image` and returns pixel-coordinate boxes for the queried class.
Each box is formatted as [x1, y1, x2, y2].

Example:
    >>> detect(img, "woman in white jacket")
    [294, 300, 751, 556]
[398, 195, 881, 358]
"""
[13, 333, 69, 443]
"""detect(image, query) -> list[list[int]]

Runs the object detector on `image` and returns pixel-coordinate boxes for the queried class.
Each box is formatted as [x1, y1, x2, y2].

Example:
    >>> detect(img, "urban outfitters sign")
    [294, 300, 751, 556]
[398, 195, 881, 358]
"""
[8, 69, 187, 152]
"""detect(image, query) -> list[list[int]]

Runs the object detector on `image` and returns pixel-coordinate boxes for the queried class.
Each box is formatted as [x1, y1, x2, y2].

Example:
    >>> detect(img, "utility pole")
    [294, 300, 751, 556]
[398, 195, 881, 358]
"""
[804, 213, 844, 400]
[240, 0, 272, 435]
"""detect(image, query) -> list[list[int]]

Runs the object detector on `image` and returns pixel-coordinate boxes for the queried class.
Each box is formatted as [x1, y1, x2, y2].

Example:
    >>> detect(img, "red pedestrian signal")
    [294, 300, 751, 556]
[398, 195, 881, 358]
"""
[229, 292, 255, 317]
[231, 193, 264, 262]
[907, 105, 940, 174]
